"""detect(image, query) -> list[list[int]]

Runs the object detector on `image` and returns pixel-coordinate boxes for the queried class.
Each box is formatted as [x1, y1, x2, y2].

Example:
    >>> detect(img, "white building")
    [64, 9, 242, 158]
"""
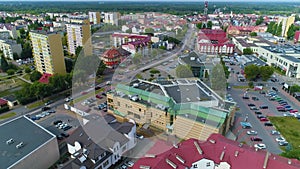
[103, 12, 119, 26]
[88, 12, 101, 25]
[0, 39, 22, 60]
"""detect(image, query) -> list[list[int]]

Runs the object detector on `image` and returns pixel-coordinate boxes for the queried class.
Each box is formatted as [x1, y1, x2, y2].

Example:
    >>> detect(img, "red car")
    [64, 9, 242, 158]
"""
[96, 94, 103, 99]
[81, 91, 88, 95]
[289, 109, 298, 113]
[251, 137, 263, 141]
[260, 117, 269, 121]
[276, 106, 284, 109]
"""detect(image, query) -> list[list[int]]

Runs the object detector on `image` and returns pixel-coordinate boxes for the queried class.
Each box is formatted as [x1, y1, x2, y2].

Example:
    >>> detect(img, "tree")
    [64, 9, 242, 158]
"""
[244, 64, 260, 81]
[243, 47, 254, 55]
[255, 16, 264, 26]
[96, 60, 106, 76]
[13, 53, 19, 60]
[260, 66, 274, 81]
[272, 23, 278, 35]
[25, 67, 31, 73]
[21, 42, 33, 59]
[75, 46, 83, 57]
[207, 21, 213, 29]
[132, 52, 142, 64]
[248, 81, 254, 88]
[0, 55, 9, 72]
[136, 73, 143, 79]
[287, 24, 295, 40]
[175, 64, 193, 78]
[289, 85, 300, 94]
[145, 28, 154, 33]
[196, 22, 202, 29]
[6, 69, 15, 75]
[276, 21, 283, 36]
[211, 64, 227, 91]
[150, 68, 160, 74]
[62, 32, 68, 47]
[267, 21, 275, 33]
[64, 58, 73, 73]
[30, 71, 42, 82]
[250, 32, 257, 37]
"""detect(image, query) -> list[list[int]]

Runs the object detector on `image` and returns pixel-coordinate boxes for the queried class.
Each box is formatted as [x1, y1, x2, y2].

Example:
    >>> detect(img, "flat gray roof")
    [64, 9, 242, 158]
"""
[164, 84, 212, 103]
[280, 55, 300, 63]
[0, 116, 55, 169]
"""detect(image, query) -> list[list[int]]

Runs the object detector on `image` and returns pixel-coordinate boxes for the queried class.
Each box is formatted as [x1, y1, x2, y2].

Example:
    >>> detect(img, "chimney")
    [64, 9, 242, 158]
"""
[288, 159, 292, 165]
[234, 150, 239, 157]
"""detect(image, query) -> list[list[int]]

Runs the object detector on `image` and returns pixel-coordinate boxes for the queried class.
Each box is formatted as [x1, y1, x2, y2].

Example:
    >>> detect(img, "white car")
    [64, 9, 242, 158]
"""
[276, 137, 286, 142]
[254, 143, 266, 149]
[247, 130, 258, 135]
[125, 161, 134, 167]
[65, 97, 73, 102]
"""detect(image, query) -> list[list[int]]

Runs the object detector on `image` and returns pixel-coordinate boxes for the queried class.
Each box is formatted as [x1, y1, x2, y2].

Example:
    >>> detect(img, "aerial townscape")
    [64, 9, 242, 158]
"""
[1, 0, 300, 169]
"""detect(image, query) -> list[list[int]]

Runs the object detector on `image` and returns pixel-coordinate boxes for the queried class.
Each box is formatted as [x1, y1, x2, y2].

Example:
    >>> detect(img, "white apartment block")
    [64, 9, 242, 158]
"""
[103, 12, 119, 26]
[0, 39, 22, 60]
[257, 46, 300, 79]
[66, 23, 92, 56]
[88, 12, 101, 25]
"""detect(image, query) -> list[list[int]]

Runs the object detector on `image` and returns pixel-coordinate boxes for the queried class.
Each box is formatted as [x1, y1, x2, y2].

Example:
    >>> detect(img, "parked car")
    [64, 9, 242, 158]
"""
[277, 108, 286, 112]
[290, 109, 298, 113]
[61, 132, 69, 137]
[252, 96, 259, 101]
[45, 100, 54, 106]
[255, 111, 262, 115]
[257, 115, 266, 119]
[260, 117, 269, 122]
[247, 130, 258, 135]
[96, 94, 103, 99]
[271, 130, 281, 135]
[240, 122, 252, 129]
[242, 96, 250, 99]
[125, 161, 134, 167]
[136, 134, 144, 139]
[278, 141, 289, 146]
[250, 106, 259, 110]
[276, 137, 286, 142]
[248, 103, 256, 107]
[63, 126, 72, 131]
[81, 91, 88, 95]
[65, 97, 73, 102]
[41, 106, 51, 111]
[259, 105, 268, 109]
[254, 143, 266, 149]
[272, 87, 278, 92]
[259, 91, 266, 94]
[56, 134, 63, 140]
[269, 97, 276, 101]
[264, 122, 273, 126]
[53, 120, 62, 125]
[251, 137, 263, 141]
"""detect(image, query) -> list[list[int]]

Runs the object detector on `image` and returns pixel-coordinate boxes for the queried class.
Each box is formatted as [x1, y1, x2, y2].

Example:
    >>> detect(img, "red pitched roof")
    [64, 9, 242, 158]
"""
[294, 31, 300, 42]
[39, 73, 52, 84]
[0, 98, 8, 106]
[132, 134, 300, 169]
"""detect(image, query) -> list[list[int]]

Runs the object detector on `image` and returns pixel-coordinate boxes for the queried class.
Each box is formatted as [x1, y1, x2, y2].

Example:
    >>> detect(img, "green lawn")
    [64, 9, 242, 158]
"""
[23, 74, 31, 81]
[232, 86, 249, 89]
[0, 112, 16, 120]
[269, 116, 300, 159]
[27, 100, 45, 109]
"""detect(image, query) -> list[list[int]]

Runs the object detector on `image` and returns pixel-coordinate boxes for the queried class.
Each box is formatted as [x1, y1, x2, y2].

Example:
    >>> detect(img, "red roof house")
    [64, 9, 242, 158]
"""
[294, 31, 300, 44]
[38, 73, 53, 84]
[132, 134, 300, 169]
[0, 98, 8, 108]
[101, 47, 131, 68]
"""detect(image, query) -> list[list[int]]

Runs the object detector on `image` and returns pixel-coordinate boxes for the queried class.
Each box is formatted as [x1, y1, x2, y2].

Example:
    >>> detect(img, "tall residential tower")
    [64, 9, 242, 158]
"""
[30, 31, 66, 75]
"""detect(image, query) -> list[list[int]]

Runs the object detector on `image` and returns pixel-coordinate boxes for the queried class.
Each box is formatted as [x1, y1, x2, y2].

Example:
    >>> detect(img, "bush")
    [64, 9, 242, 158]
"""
[149, 68, 160, 74]
[25, 67, 31, 73]
[248, 81, 254, 88]
[0, 106, 9, 114]
[6, 69, 15, 75]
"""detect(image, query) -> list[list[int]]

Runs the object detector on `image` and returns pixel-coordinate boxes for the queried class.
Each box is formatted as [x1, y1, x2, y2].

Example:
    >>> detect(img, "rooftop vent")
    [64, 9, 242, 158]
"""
[145, 154, 156, 158]
[194, 141, 203, 155]
[238, 143, 243, 147]
[263, 152, 270, 169]
[140, 165, 151, 169]
[16, 142, 24, 149]
[234, 151, 239, 157]
[173, 143, 178, 148]
[209, 139, 216, 144]
[190, 57, 195, 61]
[166, 158, 177, 169]
[176, 154, 185, 164]
[220, 151, 225, 160]
[288, 159, 292, 165]
[6, 138, 14, 145]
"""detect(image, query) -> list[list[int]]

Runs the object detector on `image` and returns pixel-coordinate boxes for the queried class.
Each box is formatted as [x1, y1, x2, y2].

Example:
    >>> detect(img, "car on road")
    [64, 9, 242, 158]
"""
[250, 137, 263, 141]
[275, 137, 286, 142]
[264, 122, 273, 126]
[242, 96, 250, 99]
[247, 130, 258, 135]
[254, 143, 266, 149]
[271, 130, 281, 135]
[278, 141, 289, 146]
[136, 134, 144, 139]
[81, 91, 88, 95]
[65, 97, 73, 102]
[96, 94, 103, 99]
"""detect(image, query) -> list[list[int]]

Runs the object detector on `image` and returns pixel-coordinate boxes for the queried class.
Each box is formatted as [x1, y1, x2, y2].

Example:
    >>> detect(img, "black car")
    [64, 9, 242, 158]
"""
[264, 122, 273, 126]
[252, 97, 259, 101]
[56, 135, 63, 140]
[259, 105, 268, 109]
[259, 91, 266, 94]
[53, 120, 62, 125]
[255, 111, 262, 115]
[63, 126, 72, 131]
[272, 87, 278, 92]
[101, 92, 107, 96]
[41, 106, 51, 111]
[61, 132, 69, 137]
[248, 103, 255, 107]
[242, 96, 250, 99]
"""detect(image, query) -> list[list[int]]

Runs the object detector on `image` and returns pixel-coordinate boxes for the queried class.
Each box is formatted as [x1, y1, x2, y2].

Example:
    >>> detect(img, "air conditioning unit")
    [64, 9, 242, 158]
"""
[6, 138, 14, 145]
[16, 142, 24, 149]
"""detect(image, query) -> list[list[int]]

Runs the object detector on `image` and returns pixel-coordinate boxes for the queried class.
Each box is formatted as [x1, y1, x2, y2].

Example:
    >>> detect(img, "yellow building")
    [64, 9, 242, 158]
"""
[107, 79, 236, 141]
[29, 31, 66, 75]
[277, 15, 295, 37]
[66, 23, 92, 56]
